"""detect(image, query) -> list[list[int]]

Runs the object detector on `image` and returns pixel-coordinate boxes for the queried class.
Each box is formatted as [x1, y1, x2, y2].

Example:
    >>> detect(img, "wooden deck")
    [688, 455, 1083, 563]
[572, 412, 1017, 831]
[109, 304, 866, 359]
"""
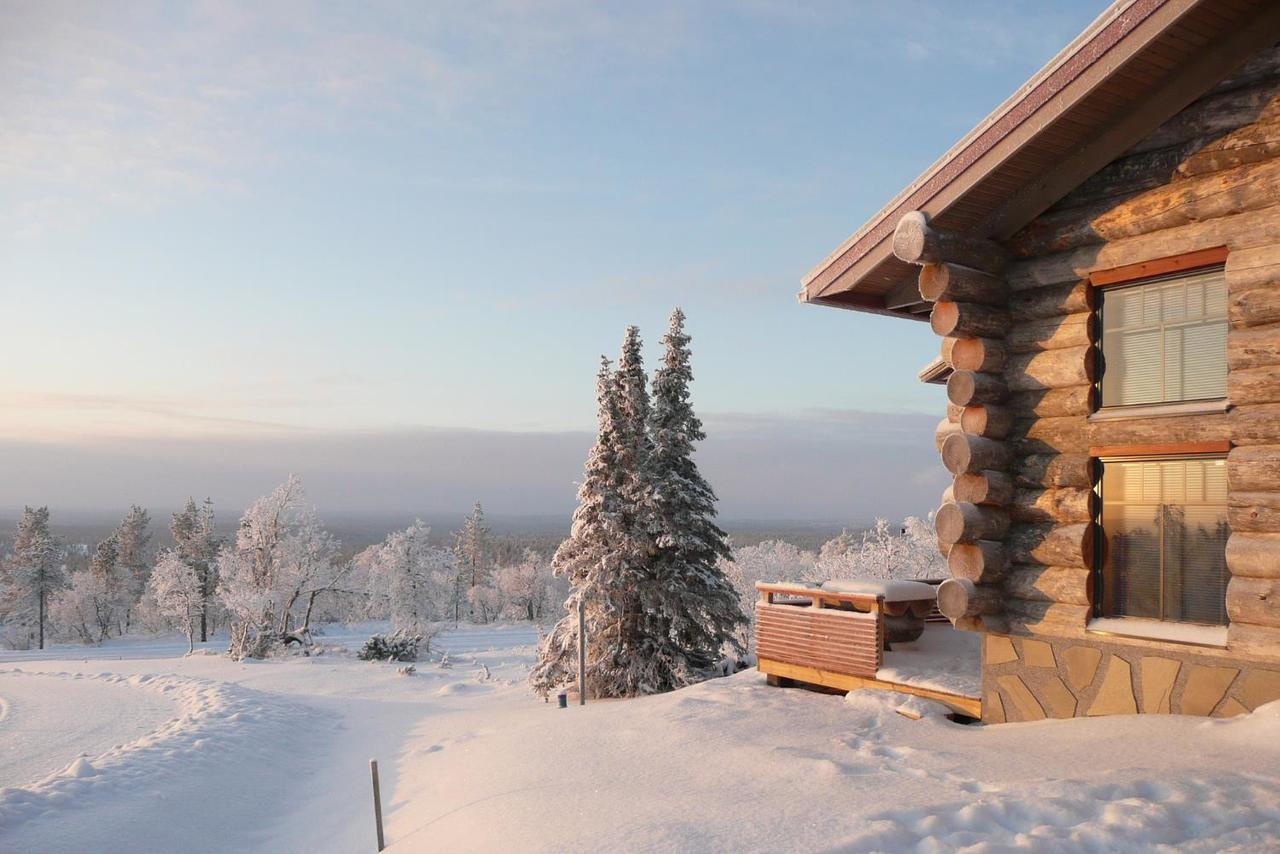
[755, 582, 982, 719]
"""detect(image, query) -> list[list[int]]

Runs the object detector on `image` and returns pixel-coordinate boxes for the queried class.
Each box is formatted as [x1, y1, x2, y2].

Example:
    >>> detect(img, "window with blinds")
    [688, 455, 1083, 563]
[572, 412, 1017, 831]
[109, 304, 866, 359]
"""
[1099, 267, 1227, 407]
[1099, 456, 1229, 625]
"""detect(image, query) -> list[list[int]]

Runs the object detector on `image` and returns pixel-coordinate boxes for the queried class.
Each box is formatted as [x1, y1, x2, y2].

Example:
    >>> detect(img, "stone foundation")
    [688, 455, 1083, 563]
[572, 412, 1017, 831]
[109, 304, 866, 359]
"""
[982, 633, 1280, 722]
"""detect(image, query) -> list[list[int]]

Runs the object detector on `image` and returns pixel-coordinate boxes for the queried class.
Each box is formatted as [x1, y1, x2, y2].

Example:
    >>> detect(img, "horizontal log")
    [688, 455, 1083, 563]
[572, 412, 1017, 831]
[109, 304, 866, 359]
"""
[1227, 532, 1280, 579]
[941, 483, 955, 505]
[946, 401, 964, 422]
[1230, 364, 1280, 406]
[1050, 137, 1208, 214]
[1229, 491, 1280, 533]
[1007, 386, 1095, 418]
[1005, 313, 1094, 353]
[1228, 445, 1280, 492]
[918, 263, 1008, 305]
[936, 578, 1001, 621]
[1009, 281, 1093, 318]
[947, 370, 1008, 407]
[941, 432, 1013, 475]
[1228, 325, 1280, 369]
[1230, 288, 1280, 329]
[1225, 244, 1280, 292]
[935, 501, 1010, 546]
[948, 540, 1007, 584]
[1006, 157, 1280, 258]
[961, 405, 1013, 439]
[1003, 565, 1093, 606]
[953, 470, 1014, 506]
[1005, 346, 1096, 392]
[1016, 454, 1096, 490]
[1007, 522, 1094, 569]
[1088, 412, 1230, 447]
[1003, 600, 1090, 638]
[1179, 115, 1280, 180]
[1212, 45, 1280, 97]
[1010, 416, 1091, 456]
[950, 337, 1006, 372]
[1134, 79, 1280, 154]
[1226, 577, 1280, 628]
[1229, 403, 1280, 445]
[1226, 622, 1280, 659]
[892, 211, 1008, 274]
[936, 417, 962, 452]
[1008, 487, 1094, 524]
[931, 301, 1011, 339]
[1007, 207, 1280, 292]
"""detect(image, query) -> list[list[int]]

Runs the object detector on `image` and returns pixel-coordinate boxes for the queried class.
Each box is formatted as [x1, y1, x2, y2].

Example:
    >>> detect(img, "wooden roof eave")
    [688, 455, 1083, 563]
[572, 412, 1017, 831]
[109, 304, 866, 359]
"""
[800, 0, 1280, 320]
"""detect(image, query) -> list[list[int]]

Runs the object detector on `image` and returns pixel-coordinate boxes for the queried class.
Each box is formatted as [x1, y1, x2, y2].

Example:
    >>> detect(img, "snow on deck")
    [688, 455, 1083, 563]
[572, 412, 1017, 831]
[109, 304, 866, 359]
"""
[877, 624, 982, 698]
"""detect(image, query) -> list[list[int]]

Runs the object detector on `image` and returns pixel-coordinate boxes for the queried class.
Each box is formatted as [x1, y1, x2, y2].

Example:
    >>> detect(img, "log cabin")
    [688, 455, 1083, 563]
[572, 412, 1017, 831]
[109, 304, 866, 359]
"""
[799, 0, 1280, 722]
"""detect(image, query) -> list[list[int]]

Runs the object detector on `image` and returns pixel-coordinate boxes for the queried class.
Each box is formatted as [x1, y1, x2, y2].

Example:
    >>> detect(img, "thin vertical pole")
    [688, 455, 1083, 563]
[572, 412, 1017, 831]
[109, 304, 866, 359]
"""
[577, 596, 586, 706]
[370, 759, 386, 851]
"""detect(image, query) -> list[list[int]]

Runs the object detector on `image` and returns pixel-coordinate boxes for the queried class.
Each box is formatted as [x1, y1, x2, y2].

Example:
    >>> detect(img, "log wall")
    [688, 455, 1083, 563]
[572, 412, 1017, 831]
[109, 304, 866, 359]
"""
[896, 43, 1280, 720]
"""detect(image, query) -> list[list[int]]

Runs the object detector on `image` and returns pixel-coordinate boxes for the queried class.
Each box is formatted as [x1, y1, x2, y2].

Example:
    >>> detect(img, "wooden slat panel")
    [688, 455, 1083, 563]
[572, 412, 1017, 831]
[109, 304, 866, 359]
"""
[755, 602, 883, 678]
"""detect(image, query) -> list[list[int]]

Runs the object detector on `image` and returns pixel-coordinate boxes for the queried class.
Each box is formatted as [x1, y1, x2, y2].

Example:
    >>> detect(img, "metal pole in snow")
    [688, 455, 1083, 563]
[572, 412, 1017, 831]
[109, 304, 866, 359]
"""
[370, 759, 386, 851]
[577, 596, 586, 706]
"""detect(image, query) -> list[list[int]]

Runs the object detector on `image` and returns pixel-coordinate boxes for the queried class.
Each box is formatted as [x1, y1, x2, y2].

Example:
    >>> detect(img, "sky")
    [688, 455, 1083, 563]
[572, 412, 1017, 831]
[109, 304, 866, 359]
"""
[0, 0, 1106, 522]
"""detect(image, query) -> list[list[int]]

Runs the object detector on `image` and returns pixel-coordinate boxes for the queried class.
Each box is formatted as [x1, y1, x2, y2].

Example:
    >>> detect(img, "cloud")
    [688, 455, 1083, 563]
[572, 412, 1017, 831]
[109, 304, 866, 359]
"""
[0, 409, 947, 523]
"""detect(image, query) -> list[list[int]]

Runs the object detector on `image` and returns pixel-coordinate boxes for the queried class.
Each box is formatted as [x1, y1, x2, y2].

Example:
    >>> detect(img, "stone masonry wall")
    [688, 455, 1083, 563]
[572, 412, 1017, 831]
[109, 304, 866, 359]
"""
[982, 634, 1280, 722]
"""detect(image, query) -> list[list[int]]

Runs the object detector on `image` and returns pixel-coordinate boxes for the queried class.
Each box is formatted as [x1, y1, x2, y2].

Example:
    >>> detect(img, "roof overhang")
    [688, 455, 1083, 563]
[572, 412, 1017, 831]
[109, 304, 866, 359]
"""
[801, 0, 1280, 320]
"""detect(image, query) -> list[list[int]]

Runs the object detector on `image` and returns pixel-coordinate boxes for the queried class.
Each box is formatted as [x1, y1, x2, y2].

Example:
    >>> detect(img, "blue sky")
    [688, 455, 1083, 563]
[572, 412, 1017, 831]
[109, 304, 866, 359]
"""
[0, 1, 1105, 518]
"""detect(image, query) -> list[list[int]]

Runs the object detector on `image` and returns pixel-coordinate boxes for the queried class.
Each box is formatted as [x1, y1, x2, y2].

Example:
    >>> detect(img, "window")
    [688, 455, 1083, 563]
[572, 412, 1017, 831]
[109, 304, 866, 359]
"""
[1098, 266, 1227, 407]
[1098, 455, 1229, 626]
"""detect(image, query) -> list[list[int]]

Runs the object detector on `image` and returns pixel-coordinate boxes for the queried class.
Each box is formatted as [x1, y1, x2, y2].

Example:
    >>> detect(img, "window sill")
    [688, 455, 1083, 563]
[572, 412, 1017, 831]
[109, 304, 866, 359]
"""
[1087, 617, 1227, 649]
[1088, 399, 1229, 422]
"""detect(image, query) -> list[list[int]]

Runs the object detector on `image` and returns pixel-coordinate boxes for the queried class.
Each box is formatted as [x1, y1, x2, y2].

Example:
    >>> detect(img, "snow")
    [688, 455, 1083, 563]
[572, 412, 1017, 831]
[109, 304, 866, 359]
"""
[820, 578, 938, 601]
[1087, 617, 1230, 648]
[0, 624, 1278, 852]
[878, 624, 982, 697]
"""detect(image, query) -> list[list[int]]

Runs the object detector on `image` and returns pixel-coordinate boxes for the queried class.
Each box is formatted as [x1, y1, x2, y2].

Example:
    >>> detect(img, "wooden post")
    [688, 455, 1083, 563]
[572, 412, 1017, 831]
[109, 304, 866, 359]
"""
[370, 759, 386, 852]
[577, 596, 586, 706]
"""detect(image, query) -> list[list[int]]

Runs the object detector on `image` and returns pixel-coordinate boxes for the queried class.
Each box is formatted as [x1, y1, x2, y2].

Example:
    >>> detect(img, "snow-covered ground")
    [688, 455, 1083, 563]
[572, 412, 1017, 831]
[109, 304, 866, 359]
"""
[0, 624, 1278, 853]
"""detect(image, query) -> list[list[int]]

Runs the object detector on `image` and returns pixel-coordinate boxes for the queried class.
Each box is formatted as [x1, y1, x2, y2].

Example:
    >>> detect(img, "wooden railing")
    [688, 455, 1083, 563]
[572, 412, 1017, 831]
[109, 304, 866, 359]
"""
[754, 582, 885, 678]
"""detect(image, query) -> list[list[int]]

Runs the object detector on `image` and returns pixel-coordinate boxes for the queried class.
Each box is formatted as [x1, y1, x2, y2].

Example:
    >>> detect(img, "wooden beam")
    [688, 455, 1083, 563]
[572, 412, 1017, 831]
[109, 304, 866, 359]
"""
[757, 657, 982, 719]
[885, 275, 930, 310]
[1089, 246, 1229, 287]
[1090, 440, 1232, 457]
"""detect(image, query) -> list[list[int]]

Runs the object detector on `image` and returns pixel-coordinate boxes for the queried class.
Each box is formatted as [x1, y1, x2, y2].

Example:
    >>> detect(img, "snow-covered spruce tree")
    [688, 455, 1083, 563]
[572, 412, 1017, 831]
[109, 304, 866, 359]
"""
[114, 505, 152, 631]
[217, 476, 342, 658]
[171, 498, 221, 642]
[530, 357, 630, 698]
[452, 501, 491, 622]
[641, 308, 745, 682]
[368, 519, 456, 636]
[147, 550, 204, 654]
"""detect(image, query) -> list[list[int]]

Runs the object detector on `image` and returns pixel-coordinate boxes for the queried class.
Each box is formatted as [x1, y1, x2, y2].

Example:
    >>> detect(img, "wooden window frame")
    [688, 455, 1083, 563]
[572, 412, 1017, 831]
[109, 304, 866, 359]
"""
[1091, 249, 1229, 413]
[1092, 450, 1231, 627]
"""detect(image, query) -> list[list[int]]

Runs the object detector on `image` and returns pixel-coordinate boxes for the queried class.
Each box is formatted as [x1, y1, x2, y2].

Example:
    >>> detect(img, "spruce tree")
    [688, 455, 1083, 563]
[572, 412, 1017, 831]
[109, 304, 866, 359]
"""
[1, 506, 67, 649]
[530, 357, 629, 698]
[642, 308, 745, 680]
[115, 504, 153, 629]
[453, 501, 491, 622]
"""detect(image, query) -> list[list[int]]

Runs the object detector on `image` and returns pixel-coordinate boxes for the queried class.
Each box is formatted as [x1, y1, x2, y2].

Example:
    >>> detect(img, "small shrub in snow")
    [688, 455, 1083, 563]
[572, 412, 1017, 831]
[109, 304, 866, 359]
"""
[357, 631, 421, 662]
[397, 664, 416, 677]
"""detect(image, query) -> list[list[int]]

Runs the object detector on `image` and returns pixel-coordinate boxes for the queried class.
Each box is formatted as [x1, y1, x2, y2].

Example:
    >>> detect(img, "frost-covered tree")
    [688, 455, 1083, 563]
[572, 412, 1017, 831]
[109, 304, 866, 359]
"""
[368, 520, 456, 635]
[0, 507, 67, 649]
[531, 357, 630, 698]
[816, 517, 946, 581]
[147, 550, 204, 654]
[115, 505, 152, 614]
[641, 308, 745, 682]
[452, 502, 491, 622]
[217, 476, 342, 658]
[495, 549, 555, 621]
[171, 498, 220, 642]
[719, 540, 819, 648]
[52, 534, 128, 643]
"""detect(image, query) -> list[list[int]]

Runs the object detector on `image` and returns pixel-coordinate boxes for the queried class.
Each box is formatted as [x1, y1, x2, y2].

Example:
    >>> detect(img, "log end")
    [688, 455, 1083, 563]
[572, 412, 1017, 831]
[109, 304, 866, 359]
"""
[892, 211, 930, 265]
